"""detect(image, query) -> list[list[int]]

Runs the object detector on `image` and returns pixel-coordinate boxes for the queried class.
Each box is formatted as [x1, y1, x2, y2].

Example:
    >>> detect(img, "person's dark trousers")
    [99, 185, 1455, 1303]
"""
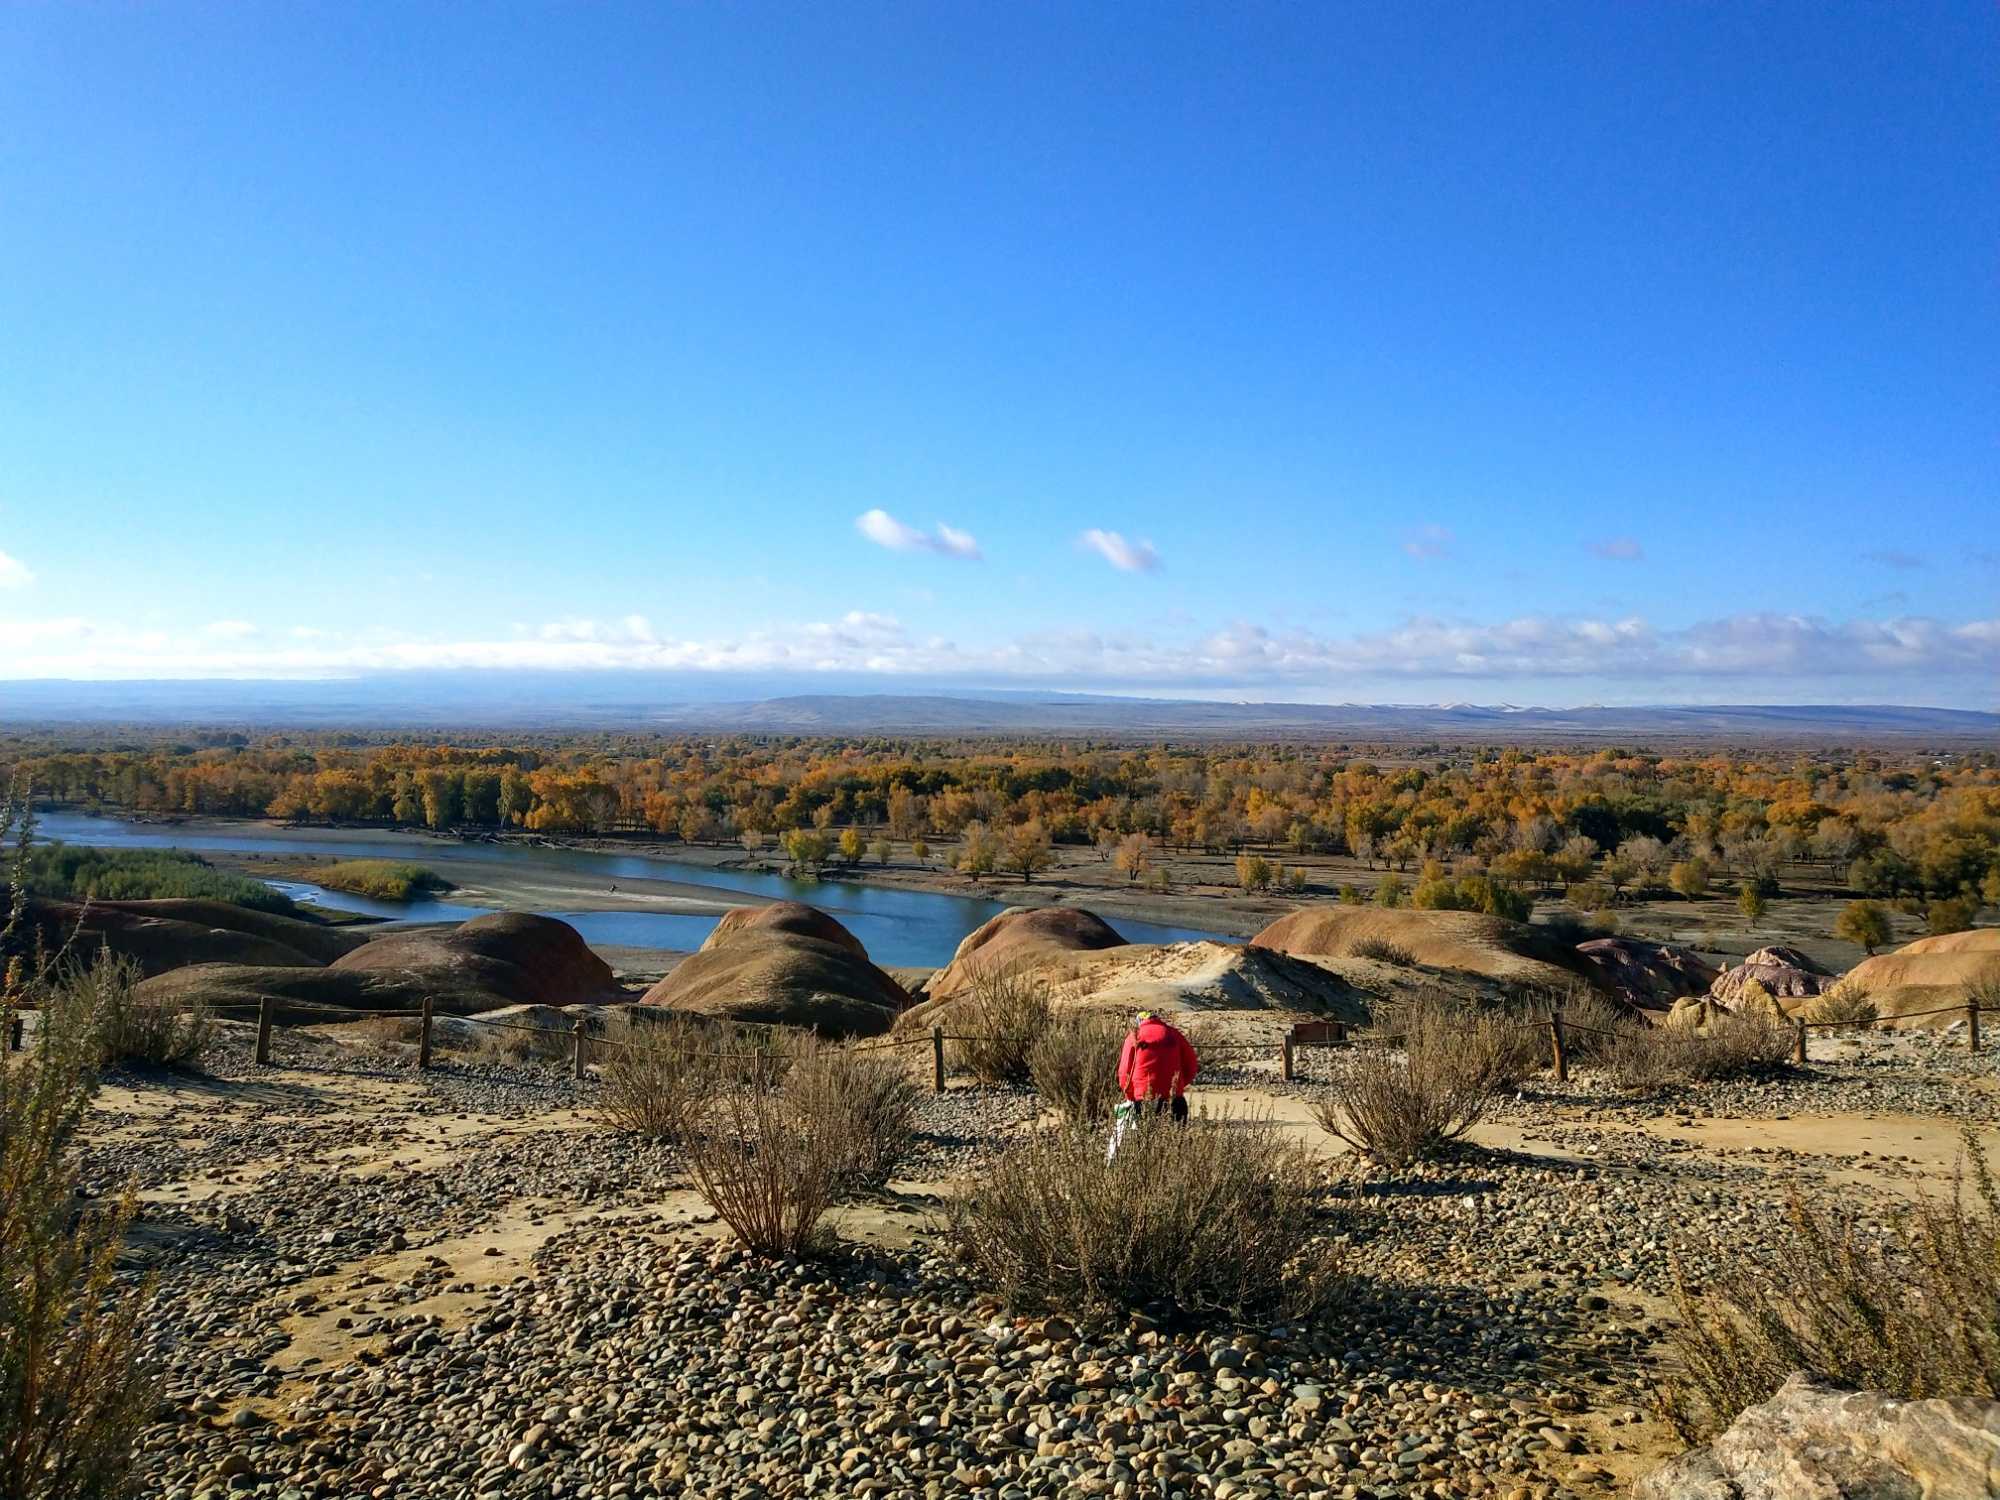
[1146, 1095, 1189, 1123]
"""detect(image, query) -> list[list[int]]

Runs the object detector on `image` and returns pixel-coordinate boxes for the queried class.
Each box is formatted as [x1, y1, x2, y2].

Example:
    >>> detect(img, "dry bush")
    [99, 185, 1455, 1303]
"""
[949, 1113, 1340, 1319]
[1660, 1128, 2000, 1442]
[78, 951, 211, 1069]
[1316, 991, 1530, 1166]
[1027, 1011, 1128, 1124]
[2, 950, 157, 1498]
[673, 1051, 843, 1256]
[1601, 1009, 1791, 1091]
[1516, 982, 1636, 1067]
[787, 1043, 919, 1192]
[949, 972, 1051, 1084]
[595, 1012, 722, 1137]
[1350, 936, 1417, 967]
[1801, 984, 1879, 1031]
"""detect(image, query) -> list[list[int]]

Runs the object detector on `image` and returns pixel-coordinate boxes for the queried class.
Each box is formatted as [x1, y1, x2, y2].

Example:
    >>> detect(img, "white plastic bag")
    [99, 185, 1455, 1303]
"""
[1105, 1100, 1138, 1163]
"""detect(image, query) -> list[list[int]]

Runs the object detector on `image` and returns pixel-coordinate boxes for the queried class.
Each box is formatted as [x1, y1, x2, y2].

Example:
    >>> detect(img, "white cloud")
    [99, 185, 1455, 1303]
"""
[855, 509, 982, 559]
[1402, 525, 1453, 561]
[203, 619, 257, 639]
[1079, 529, 1161, 573]
[1586, 537, 1644, 561]
[0, 608, 1995, 689]
[0, 550, 33, 589]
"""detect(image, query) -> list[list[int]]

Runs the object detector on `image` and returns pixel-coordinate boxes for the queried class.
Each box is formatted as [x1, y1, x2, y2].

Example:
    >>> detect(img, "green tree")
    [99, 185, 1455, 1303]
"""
[958, 822, 1000, 881]
[1737, 881, 1767, 923]
[1927, 895, 1977, 937]
[1834, 899, 1891, 955]
[1235, 852, 1273, 892]
[838, 828, 866, 866]
[1003, 820, 1053, 883]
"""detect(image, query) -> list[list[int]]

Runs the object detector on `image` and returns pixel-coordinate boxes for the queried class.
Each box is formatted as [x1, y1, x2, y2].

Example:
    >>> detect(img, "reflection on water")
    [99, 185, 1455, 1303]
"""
[43, 811, 1224, 968]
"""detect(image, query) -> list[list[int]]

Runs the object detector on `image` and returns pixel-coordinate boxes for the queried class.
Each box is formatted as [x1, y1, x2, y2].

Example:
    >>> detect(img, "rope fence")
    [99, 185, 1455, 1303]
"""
[6, 989, 1984, 1091]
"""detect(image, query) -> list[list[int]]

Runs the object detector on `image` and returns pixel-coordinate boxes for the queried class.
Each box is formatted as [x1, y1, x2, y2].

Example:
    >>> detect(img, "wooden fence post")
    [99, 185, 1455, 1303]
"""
[1970, 999, 1982, 1054]
[1549, 1012, 1568, 1083]
[1793, 1016, 1808, 1066]
[418, 996, 433, 1071]
[573, 1018, 588, 1080]
[930, 1025, 946, 1092]
[256, 997, 273, 1067]
[1281, 1030, 1296, 1083]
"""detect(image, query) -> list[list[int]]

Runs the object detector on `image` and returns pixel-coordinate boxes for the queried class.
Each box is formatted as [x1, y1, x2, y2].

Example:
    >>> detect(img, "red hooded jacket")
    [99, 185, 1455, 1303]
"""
[1117, 1016, 1200, 1102]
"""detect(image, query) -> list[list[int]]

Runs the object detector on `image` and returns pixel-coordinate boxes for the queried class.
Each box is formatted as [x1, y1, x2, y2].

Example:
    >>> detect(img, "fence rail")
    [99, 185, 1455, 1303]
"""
[6, 993, 1984, 1092]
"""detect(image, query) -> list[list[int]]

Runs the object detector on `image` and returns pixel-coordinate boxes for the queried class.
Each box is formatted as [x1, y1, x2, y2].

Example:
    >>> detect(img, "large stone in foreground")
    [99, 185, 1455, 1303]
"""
[1636, 1372, 2000, 1499]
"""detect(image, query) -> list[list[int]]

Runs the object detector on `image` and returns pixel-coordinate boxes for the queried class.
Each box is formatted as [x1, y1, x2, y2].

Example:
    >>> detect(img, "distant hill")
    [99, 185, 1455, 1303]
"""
[1, 675, 1993, 742]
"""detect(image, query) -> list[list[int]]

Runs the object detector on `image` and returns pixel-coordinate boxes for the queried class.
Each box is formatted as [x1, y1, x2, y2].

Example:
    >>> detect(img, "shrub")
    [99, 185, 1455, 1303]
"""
[596, 1012, 721, 1137]
[949, 973, 1051, 1084]
[949, 1113, 1340, 1319]
[1801, 984, 1879, 1031]
[2, 946, 157, 1498]
[787, 1044, 919, 1193]
[21, 841, 297, 914]
[1928, 895, 1978, 936]
[76, 951, 212, 1069]
[1028, 1011, 1128, 1124]
[1316, 992, 1532, 1166]
[1659, 1129, 2000, 1442]
[309, 860, 452, 901]
[1834, 898, 1892, 955]
[1350, 936, 1416, 967]
[1601, 1010, 1791, 1091]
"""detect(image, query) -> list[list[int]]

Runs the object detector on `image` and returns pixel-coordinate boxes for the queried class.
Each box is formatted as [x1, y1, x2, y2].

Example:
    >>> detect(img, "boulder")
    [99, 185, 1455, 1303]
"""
[1635, 1371, 2000, 1498]
[1710, 946, 1829, 1008]
[331, 912, 619, 1009]
[1574, 937, 1719, 1013]
[639, 904, 906, 1038]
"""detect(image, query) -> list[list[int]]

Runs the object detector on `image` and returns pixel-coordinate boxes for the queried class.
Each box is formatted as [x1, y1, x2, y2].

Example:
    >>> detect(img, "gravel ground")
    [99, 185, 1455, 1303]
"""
[76, 1024, 1996, 1500]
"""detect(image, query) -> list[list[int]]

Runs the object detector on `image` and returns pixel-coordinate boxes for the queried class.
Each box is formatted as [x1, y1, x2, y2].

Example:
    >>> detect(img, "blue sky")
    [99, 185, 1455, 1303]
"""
[1, 3, 1995, 706]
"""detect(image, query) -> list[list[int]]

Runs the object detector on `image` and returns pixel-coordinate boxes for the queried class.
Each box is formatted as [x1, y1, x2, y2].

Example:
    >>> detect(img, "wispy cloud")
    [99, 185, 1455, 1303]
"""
[855, 509, 982, 559]
[0, 549, 33, 589]
[1864, 549, 1926, 571]
[1586, 537, 1644, 561]
[1079, 529, 1161, 573]
[202, 619, 257, 639]
[1402, 525, 1453, 561]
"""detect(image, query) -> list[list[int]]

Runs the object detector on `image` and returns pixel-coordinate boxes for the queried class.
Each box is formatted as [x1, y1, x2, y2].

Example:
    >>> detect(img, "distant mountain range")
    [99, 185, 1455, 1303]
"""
[0, 675, 1995, 742]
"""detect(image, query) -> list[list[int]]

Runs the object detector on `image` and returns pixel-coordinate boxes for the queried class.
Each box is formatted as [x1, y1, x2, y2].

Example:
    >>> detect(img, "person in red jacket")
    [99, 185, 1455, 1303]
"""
[1117, 1011, 1199, 1122]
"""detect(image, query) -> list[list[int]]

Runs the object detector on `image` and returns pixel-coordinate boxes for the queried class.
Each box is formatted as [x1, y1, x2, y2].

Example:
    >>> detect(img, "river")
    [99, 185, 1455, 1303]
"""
[36, 811, 1225, 968]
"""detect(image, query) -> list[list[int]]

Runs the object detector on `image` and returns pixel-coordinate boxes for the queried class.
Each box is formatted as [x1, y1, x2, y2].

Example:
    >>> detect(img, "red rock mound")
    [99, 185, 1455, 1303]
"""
[24, 898, 363, 977]
[1840, 927, 2000, 1024]
[332, 913, 618, 1009]
[927, 907, 1127, 1003]
[640, 904, 906, 1038]
[1250, 905, 1581, 987]
[1573, 938, 1719, 1013]
[1708, 944, 1829, 1005]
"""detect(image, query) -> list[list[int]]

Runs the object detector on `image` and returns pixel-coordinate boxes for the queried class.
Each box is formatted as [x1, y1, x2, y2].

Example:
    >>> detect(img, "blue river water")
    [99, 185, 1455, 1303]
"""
[36, 811, 1225, 968]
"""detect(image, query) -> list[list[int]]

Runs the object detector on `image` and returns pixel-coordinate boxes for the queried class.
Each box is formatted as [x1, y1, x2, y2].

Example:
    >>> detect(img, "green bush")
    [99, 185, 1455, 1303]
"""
[949, 1113, 1340, 1319]
[309, 860, 453, 901]
[22, 842, 298, 914]
[81, 951, 212, 1069]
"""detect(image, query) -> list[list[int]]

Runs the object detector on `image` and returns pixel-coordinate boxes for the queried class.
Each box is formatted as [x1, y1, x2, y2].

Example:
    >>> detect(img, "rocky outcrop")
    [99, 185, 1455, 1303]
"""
[1574, 938, 1718, 1013]
[925, 907, 1128, 1003]
[25, 897, 366, 977]
[331, 912, 618, 1009]
[1842, 927, 2000, 1024]
[1635, 1372, 2000, 1498]
[639, 904, 907, 1038]
[1709, 946, 1829, 1008]
[1250, 905, 1582, 988]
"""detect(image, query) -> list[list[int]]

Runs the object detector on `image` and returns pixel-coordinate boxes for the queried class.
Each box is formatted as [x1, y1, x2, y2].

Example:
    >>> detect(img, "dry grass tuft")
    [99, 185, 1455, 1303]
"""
[82, 951, 212, 1069]
[1027, 1011, 1129, 1124]
[787, 1043, 920, 1193]
[1660, 1127, 2000, 1442]
[1350, 936, 1418, 967]
[1316, 990, 1532, 1167]
[1801, 984, 1879, 1031]
[949, 1112, 1340, 1319]
[1601, 1010, 1790, 1092]
[949, 972, 1052, 1084]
